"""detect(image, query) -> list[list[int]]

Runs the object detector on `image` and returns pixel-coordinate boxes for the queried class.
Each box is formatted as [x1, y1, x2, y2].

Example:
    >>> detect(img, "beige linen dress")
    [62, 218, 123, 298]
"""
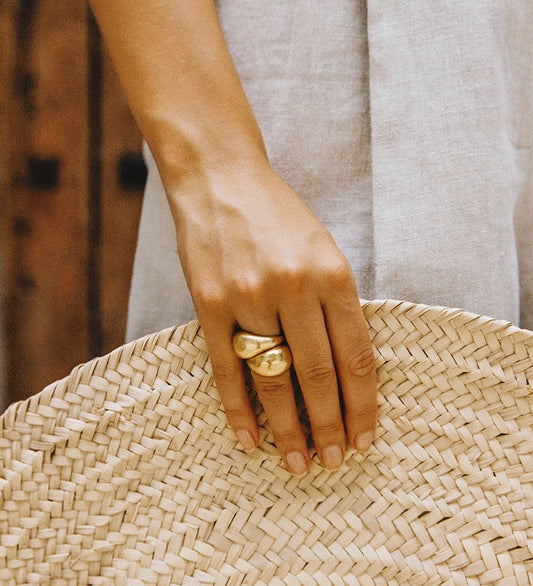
[126, 0, 533, 341]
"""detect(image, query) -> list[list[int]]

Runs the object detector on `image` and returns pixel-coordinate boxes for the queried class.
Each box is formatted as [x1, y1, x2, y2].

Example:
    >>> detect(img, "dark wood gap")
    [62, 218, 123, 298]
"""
[86, 7, 104, 358]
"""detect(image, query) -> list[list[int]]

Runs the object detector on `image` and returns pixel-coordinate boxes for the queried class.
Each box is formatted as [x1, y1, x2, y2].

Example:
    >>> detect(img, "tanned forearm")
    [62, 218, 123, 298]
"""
[88, 0, 268, 194]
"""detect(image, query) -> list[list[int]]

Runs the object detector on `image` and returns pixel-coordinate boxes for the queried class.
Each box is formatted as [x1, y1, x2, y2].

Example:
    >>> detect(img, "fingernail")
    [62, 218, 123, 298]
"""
[355, 431, 374, 452]
[236, 430, 256, 452]
[321, 445, 344, 470]
[285, 452, 308, 476]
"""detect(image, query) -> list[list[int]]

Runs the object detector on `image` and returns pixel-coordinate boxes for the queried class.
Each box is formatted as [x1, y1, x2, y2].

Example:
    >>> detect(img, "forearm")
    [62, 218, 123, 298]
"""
[88, 0, 268, 193]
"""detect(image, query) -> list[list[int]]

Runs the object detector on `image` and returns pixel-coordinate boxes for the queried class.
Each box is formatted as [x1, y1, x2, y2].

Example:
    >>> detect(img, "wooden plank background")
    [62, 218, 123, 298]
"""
[1, 0, 145, 407]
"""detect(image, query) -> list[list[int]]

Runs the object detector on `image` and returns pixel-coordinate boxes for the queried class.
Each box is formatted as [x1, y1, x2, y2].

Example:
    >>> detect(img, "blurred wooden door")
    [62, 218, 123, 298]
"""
[1, 0, 145, 405]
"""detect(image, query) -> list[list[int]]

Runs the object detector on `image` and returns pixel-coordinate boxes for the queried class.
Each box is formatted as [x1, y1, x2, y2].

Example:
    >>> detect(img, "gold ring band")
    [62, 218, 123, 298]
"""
[233, 331, 292, 377]
[232, 331, 284, 359]
[247, 345, 293, 377]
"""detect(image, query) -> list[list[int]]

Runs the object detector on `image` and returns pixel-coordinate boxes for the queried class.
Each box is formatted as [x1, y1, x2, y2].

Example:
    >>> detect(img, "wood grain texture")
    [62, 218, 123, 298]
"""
[100, 41, 143, 357]
[1, 0, 144, 405]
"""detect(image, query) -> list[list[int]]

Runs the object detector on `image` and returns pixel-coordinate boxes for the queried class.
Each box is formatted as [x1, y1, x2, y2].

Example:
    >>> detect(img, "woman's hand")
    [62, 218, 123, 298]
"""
[171, 163, 377, 475]
[89, 0, 377, 473]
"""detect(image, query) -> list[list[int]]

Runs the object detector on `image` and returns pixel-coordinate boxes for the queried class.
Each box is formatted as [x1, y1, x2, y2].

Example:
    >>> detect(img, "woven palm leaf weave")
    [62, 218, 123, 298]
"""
[1, 299, 532, 585]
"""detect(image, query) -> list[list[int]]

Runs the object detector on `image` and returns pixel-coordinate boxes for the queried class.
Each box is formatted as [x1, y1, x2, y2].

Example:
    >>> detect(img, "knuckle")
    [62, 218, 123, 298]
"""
[345, 401, 378, 433]
[299, 360, 336, 387]
[322, 255, 354, 288]
[210, 359, 239, 386]
[267, 259, 309, 288]
[272, 429, 303, 447]
[275, 265, 305, 294]
[192, 286, 227, 312]
[346, 343, 376, 378]
[348, 405, 378, 434]
[256, 379, 289, 403]
[228, 273, 264, 300]
[352, 402, 378, 419]
[280, 264, 305, 282]
[312, 421, 344, 439]
[223, 407, 249, 424]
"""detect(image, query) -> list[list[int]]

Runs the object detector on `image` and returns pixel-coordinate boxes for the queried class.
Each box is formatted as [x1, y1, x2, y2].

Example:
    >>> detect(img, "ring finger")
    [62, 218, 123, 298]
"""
[252, 369, 309, 476]
[234, 326, 310, 476]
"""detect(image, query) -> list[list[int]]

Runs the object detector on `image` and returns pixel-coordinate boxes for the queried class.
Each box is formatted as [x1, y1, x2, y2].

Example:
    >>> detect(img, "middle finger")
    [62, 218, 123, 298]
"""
[251, 368, 310, 476]
[280, 300, 346, 470]
[233, 316, 310, 476]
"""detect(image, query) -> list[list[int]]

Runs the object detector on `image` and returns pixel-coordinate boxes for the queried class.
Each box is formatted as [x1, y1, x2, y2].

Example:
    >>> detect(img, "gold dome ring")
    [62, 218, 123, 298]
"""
[232, 331, 292, 377]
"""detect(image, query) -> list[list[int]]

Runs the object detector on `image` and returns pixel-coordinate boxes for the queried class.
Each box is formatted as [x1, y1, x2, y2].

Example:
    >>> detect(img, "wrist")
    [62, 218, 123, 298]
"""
[143, 111, 270, 194]
[163, 147, 283, 227]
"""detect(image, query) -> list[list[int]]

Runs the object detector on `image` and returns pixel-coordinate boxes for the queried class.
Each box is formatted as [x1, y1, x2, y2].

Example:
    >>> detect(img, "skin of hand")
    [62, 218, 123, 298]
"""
[89, 0, 377, 474]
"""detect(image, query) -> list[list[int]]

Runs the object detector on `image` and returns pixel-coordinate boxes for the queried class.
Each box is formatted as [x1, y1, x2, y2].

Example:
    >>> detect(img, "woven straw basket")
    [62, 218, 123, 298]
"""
[1, 299, 532, 585]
